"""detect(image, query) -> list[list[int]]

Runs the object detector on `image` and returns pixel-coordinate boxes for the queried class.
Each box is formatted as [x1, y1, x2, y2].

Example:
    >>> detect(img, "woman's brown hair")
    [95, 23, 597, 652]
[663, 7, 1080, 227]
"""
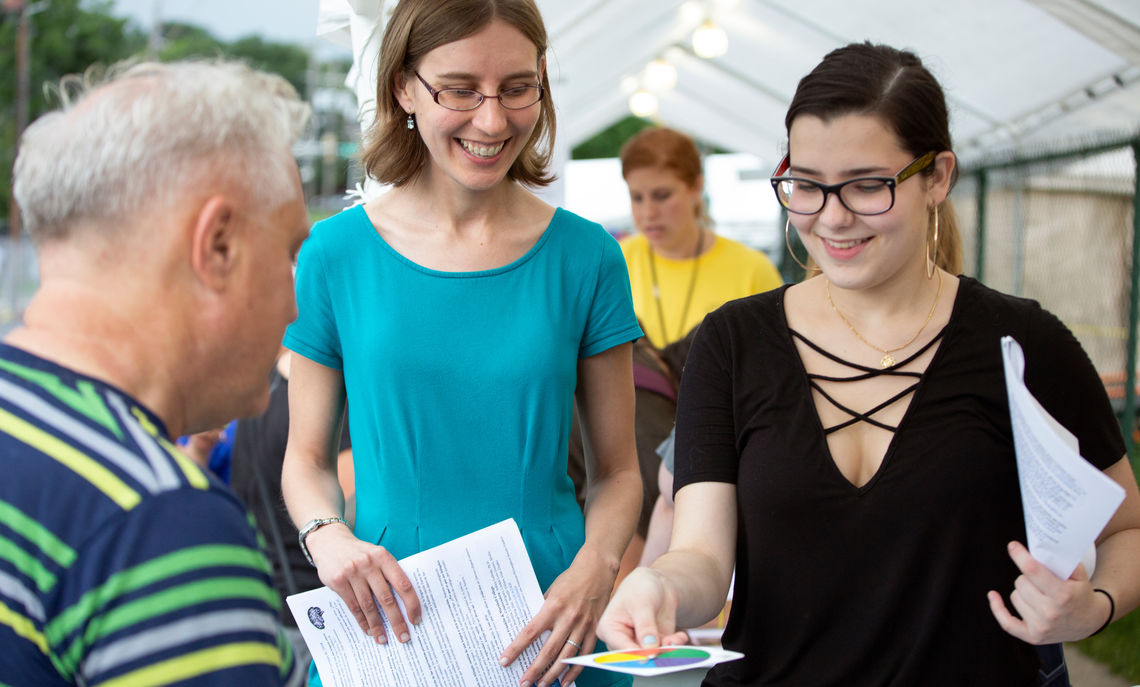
[362, 0, 556, 187]
[785, 42, 961, 273]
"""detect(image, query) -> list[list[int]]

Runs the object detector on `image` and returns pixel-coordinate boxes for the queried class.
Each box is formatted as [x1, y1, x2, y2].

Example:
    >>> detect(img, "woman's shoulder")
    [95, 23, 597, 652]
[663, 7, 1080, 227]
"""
[708, 284, 790, 327]
[305, 204, 372, 251]
[711, 234, 765, 259]
[551, 207, 614, 236]
[547, 208, 624, 252]
[686, 287, 792, 366]
[956, 276, 1056, 330]
[618, 231, 648, 250]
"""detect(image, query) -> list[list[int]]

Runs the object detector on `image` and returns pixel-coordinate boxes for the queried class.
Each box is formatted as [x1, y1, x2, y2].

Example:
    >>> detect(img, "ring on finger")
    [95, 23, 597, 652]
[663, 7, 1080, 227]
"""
[565, 638, 582, 652]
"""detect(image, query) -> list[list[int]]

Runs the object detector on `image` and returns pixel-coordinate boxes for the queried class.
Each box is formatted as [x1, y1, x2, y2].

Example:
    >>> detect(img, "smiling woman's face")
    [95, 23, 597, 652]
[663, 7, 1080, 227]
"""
[788, 113, 938, 291]
[395, 19, 542, 194]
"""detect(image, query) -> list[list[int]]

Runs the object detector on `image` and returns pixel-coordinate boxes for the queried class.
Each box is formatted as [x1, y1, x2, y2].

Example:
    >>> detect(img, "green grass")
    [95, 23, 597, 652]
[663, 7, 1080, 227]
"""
[1074, 605, 1140, 683]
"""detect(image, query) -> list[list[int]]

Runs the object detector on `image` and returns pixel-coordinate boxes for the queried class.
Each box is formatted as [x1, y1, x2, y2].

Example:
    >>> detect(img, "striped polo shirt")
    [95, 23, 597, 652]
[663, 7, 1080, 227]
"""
[0, 343, 304, 686]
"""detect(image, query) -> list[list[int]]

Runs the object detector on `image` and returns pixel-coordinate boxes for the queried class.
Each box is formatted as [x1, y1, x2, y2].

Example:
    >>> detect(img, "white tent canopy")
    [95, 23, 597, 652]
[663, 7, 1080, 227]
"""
[317, 0, 1140, 197]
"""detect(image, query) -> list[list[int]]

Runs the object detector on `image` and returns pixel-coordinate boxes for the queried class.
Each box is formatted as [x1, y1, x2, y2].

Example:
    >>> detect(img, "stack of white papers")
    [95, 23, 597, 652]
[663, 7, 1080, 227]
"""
[1001, 336, 1125, 578]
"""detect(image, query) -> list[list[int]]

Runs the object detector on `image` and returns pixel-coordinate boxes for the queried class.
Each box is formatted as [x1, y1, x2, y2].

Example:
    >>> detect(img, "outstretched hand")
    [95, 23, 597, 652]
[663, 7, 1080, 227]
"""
[987, 541, 1112, 644]
[597, 567, 689, 652]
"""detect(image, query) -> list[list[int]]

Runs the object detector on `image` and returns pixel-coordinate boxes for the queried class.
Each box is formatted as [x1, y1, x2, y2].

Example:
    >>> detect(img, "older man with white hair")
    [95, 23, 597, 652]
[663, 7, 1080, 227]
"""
[0, 60, 310, 685]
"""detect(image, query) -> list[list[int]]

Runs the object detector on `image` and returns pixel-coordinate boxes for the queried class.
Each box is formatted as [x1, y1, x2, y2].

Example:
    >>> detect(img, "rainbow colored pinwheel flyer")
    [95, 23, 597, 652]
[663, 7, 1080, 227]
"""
[563, 646, 744, 677]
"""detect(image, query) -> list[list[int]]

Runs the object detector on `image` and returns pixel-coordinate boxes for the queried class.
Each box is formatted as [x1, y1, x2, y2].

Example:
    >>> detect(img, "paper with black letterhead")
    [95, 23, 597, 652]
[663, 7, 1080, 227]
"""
[286, 518, 550, 687]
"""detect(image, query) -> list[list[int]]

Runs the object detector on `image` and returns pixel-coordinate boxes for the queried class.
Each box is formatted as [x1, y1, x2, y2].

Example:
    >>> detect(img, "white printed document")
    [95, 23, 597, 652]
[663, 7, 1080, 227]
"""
[1001, 336, 1125, 579]
[286, 519, 549, 687]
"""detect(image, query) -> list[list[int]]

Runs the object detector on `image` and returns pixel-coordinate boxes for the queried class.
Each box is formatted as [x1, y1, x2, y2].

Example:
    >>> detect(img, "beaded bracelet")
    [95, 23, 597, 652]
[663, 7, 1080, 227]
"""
[1089, 588, 1115, 637]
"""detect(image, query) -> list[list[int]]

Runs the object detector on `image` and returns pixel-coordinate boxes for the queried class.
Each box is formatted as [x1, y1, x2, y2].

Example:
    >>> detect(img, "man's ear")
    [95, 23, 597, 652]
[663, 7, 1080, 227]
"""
[189, 195, 237, 290]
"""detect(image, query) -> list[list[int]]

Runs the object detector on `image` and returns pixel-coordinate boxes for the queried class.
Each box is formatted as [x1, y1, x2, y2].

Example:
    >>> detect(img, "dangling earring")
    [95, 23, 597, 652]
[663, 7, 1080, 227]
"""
[406, 114, 415, 130]
[926, 205, 940, 279]
[785, 218, 810, 271]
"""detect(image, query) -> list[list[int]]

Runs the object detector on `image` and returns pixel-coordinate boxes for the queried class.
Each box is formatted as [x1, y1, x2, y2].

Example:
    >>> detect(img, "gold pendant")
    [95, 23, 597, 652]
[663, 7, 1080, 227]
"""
[880, 353, 895, 368]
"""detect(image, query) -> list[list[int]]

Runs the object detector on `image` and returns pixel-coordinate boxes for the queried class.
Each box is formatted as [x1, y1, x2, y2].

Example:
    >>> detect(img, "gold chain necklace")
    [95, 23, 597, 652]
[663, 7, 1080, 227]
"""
[825, 269, 943, 368]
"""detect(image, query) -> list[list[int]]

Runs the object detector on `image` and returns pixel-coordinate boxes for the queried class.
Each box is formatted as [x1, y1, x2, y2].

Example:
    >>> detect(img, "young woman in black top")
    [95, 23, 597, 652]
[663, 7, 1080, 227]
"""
[597, 43, 1140, 686]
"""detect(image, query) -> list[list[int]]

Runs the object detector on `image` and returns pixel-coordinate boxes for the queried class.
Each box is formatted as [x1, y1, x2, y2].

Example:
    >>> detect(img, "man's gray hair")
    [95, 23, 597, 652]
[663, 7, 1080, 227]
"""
[13, 60, 311, 242]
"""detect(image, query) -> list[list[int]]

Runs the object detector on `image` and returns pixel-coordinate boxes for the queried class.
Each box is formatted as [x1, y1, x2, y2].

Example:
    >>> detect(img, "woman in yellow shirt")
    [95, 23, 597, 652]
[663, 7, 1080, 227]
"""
[619, 128, 783, 577]
[619, 127, 782, 348]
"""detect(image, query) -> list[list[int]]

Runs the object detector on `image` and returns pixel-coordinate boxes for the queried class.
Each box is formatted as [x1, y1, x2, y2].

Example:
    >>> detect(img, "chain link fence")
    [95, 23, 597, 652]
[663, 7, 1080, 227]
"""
[953, 133, 1140, 457]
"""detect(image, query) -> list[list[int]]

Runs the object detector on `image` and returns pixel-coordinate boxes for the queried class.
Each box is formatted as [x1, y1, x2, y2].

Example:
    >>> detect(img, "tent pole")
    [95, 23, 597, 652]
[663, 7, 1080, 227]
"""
[1124, 140, 1140, 464]
[975, 169, 987, 282]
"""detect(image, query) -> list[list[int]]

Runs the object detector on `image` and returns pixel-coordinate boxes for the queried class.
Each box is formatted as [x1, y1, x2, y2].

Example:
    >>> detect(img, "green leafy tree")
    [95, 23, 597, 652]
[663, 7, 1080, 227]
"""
[571, 114, 732, 161]
[571, 116, 654, 160]
[155, 21, 226, 61]
[1, 0, 145, 221]
[2, 1, 314, 223]
[226, 35, 310, 97]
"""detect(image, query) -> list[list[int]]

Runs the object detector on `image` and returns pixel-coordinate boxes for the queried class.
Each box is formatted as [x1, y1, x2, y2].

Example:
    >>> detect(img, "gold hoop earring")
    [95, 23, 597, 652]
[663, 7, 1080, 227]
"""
[926, 205, 940, 279]
[785, 218, 810, 271]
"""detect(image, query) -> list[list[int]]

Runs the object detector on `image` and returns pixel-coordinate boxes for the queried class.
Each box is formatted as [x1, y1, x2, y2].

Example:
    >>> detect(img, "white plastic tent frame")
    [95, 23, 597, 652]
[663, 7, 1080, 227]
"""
[316, 0, 1140, 203]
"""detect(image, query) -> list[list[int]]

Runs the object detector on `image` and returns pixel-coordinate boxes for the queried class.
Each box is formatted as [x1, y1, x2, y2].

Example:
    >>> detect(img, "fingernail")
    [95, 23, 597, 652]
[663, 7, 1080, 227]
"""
[413, 615, 422, 625]
[499, 656, 509, 666]
[376, 634, 387, 645]
[642, 634, 658, 645]
[520, 682, 530, 687]
[400, 632, 410, 643]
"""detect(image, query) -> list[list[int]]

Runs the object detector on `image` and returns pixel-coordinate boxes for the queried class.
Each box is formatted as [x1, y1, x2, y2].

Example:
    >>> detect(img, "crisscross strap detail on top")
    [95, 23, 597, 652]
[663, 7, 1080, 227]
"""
[790, 328, 946, 435]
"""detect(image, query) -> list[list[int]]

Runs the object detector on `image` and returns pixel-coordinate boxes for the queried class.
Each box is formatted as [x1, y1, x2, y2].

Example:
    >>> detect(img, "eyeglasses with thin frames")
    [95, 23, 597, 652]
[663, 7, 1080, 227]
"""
[770, 152, 937, 216]
[413, 71, 544, 112]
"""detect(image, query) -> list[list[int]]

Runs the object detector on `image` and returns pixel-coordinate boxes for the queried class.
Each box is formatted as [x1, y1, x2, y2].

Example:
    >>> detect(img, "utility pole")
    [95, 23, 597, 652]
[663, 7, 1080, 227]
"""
[1, 0, 28, 323]
[5, 0, 29, 240]
[147, 0, 163, 59]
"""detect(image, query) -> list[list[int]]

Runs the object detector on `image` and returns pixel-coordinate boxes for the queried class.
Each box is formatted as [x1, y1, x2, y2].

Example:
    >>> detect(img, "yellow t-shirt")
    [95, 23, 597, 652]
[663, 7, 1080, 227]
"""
[620, 233, 782, 348]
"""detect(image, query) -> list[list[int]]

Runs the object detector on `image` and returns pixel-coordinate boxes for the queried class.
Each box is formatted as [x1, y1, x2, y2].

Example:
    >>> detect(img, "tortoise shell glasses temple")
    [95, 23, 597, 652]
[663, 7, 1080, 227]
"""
[770, 151, 937, 182]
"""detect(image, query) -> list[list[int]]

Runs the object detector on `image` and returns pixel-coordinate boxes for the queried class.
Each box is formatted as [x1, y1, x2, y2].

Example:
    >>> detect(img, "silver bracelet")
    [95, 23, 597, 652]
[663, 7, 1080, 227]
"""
[298, 516, 348, 567]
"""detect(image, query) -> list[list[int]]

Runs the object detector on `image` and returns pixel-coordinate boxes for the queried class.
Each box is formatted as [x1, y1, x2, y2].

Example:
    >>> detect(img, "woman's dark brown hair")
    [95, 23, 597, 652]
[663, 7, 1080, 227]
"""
[363, 0, 556, 187]
[786, 42, 961, 273]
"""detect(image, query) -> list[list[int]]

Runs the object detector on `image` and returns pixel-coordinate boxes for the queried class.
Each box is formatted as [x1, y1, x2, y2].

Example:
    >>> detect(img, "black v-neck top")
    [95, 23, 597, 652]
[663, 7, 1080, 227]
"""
[674, 277, 1124, 686]
[789, 323, 946, 435]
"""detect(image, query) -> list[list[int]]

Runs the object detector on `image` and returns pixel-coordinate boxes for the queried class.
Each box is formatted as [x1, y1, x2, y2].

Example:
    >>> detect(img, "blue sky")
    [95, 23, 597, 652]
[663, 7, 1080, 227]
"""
[106, 0, 349, 57]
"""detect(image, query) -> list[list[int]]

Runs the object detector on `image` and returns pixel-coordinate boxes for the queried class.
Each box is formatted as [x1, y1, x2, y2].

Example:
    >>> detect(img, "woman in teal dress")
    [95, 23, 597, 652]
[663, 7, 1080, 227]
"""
[280, 1, 642, 686]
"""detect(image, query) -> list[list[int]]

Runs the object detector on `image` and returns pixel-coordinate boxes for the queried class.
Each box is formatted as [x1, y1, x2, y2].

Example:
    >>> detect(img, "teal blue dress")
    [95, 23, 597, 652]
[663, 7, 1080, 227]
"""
[286, 205, 641, 686]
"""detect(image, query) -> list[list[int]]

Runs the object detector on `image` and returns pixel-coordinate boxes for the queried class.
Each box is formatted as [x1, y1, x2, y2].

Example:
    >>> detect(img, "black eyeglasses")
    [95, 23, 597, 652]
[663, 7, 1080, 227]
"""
[414, 71, 544, 112]
[770, 152, 936, 216]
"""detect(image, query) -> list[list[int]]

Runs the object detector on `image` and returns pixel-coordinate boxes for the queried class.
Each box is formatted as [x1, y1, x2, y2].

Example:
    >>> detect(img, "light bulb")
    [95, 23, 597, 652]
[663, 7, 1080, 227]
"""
[629, 90, 659, 118]
[644, 59, 677, 91]
[692, 20, 728, 59]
